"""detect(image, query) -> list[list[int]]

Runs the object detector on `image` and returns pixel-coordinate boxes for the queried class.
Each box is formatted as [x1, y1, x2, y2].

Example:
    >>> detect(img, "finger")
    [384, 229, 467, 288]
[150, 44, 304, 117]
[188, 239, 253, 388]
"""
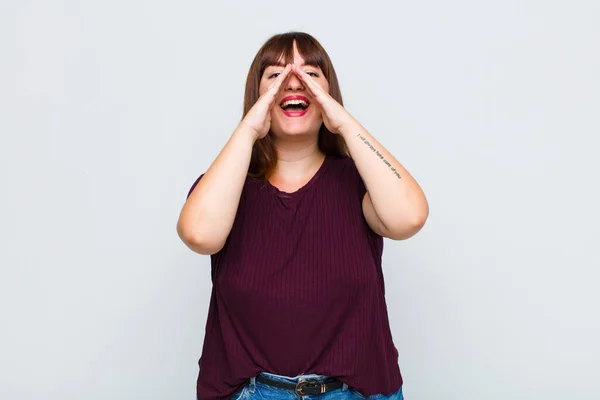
[261, 64, 293, 111]
[267, 64, 292, 94]
[291, 64, 323, 98]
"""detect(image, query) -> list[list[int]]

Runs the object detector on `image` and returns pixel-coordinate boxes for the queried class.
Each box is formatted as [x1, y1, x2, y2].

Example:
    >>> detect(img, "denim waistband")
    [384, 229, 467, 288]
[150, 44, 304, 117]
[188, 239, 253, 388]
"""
[259, 371, 337, 383]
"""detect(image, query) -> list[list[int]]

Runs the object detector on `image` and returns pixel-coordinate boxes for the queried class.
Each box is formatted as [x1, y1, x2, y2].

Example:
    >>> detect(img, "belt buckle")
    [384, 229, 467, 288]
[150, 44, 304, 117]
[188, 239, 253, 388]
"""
[295, 380, 322, 396]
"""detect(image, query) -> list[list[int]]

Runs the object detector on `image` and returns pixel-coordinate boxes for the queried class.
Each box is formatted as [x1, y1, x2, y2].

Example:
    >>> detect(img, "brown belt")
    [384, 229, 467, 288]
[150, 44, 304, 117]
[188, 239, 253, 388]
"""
[255, 374, 344, 396]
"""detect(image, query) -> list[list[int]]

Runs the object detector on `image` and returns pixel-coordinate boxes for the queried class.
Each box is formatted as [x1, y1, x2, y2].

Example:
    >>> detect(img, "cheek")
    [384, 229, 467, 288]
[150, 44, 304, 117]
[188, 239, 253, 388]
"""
[316, 78, 330, 93]
[258, 79, 270, 97]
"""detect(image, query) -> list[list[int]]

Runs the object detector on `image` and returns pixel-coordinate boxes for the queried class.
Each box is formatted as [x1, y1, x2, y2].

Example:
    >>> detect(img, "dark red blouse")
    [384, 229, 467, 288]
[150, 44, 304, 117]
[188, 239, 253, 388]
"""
[186, 155, 403, 400]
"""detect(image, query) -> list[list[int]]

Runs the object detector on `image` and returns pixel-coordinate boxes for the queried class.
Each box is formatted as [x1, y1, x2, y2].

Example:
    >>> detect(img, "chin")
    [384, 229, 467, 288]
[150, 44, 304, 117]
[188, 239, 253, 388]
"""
[270, 106, 323, 138]
[271, 122, 322, 138]
[271, 127, 319, 139]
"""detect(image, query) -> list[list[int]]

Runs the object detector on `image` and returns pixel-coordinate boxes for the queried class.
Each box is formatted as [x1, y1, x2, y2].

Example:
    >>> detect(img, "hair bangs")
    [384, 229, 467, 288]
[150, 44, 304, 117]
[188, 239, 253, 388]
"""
[294, 35, 330, 79]
[257, 33, 330, 80]
[258, 35, 295, 75]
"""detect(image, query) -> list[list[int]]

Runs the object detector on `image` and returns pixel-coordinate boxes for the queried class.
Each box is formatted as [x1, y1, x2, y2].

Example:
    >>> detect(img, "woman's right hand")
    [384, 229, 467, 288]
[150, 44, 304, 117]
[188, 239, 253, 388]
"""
[239, 63, 292, 141]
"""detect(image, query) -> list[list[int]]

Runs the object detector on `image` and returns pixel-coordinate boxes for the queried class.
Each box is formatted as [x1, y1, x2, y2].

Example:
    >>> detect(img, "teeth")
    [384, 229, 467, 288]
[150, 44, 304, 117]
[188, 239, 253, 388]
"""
[281, 99, 309, 107]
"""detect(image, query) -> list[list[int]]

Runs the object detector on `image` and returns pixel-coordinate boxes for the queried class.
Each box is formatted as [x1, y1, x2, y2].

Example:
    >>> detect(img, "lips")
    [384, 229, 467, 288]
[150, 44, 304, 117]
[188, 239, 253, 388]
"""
[279, 95, 310, 117]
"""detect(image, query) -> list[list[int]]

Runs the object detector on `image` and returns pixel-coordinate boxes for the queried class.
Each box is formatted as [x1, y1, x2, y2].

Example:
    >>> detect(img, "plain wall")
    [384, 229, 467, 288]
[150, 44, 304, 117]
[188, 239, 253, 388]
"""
[1, 1, 599, 399]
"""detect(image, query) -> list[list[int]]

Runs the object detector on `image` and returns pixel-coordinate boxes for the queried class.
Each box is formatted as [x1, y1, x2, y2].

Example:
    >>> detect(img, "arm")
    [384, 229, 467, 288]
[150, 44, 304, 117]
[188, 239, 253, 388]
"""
[290, 64, 429, 240]
[341, 121, 429, 240]
[177, 127, 255, 255]
[177, 64, 294, 255]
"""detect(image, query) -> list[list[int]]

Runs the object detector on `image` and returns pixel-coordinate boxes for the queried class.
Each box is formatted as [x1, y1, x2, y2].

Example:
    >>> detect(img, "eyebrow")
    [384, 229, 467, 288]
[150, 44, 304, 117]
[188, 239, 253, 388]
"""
[267, 61, 319, 68]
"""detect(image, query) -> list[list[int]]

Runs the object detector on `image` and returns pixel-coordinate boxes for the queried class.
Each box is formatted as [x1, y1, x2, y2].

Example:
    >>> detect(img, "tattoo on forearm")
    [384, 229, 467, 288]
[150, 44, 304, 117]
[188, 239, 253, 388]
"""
[357, 133, 401, 179]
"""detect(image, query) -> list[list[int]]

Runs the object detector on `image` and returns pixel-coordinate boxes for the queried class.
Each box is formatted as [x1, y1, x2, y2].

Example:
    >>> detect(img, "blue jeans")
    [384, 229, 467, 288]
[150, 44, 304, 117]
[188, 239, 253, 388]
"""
[231, 371, 404, 399]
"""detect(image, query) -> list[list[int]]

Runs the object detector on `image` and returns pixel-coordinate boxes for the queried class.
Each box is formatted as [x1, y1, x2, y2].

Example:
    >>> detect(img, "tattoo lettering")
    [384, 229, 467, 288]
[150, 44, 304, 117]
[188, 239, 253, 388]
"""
[357, 133, 401, 179]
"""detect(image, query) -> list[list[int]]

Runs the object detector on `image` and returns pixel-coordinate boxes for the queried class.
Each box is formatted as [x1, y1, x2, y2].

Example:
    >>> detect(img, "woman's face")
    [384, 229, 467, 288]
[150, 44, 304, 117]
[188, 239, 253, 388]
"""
[259, 42, 330, 138]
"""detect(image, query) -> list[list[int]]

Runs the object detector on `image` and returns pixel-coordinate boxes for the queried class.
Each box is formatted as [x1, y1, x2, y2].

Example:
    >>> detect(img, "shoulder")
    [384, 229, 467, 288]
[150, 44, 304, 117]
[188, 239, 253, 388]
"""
[327, 154, 359, 176]
[323, 155, 366, 198]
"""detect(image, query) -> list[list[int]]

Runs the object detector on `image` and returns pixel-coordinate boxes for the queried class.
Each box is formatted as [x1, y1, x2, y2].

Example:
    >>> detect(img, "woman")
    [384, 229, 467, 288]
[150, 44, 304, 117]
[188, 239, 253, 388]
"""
[177, 32, 428, 400]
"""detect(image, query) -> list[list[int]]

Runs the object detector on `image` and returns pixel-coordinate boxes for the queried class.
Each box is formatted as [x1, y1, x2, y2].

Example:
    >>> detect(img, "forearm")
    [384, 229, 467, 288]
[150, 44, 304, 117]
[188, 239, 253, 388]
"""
[177, 124, 256, 254]
[340, 118, 429, 230]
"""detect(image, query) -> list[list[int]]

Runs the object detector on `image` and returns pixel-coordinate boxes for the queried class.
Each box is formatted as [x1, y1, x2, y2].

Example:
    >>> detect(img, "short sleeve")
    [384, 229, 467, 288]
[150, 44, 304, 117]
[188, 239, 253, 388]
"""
[186, 173, 205, 199]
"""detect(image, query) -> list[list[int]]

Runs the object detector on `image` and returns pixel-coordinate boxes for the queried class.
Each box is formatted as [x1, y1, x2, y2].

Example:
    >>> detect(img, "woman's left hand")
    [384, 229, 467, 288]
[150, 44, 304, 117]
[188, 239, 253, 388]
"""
[291, 64, 354, 134]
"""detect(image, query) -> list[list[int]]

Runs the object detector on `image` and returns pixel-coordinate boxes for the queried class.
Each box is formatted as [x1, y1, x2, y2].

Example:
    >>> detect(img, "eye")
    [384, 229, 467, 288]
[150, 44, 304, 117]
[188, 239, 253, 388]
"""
[306, 71, 319, 77]
[267, 72, 281, 79]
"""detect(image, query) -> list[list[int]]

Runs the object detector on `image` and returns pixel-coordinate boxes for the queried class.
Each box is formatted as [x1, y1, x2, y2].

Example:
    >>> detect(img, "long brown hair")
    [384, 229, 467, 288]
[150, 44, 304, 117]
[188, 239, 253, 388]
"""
[243, 32, 349, 180]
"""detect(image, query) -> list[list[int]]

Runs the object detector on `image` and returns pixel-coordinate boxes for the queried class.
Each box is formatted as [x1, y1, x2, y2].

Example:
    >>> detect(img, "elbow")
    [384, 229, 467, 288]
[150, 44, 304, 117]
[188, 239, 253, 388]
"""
[389, 193, 429, 240]
[386, 221, 425, 240]
[190, 238, 225, 256]
[385, 211, 429, 241]
[401, 199, 429, 238]
[177, 221, 225, 255]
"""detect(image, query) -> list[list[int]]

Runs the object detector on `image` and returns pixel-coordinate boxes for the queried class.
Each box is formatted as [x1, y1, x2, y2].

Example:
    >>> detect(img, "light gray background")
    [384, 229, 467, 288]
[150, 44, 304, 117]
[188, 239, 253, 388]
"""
[1, 1, 599, 399]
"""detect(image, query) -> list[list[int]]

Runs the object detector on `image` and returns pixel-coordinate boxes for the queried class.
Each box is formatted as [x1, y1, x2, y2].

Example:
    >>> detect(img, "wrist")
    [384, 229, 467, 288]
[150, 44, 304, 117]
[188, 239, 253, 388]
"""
[234, 122, 260, 144]
[337, 116, 360, 138]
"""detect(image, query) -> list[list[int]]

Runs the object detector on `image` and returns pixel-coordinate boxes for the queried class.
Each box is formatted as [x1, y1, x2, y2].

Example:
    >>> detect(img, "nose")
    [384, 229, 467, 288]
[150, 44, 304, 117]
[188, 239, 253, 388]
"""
[285, 70, 304, 91]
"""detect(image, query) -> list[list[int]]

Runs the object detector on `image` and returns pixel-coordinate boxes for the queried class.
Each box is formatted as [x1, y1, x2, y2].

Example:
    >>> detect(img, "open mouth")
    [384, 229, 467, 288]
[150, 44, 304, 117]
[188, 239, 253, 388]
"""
[280, 96, 310, 117]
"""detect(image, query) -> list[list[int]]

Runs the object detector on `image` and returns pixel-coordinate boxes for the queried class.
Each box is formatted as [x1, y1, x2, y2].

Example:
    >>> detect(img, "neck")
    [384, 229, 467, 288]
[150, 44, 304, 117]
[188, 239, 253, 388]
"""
[271, 136, 325, 180]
